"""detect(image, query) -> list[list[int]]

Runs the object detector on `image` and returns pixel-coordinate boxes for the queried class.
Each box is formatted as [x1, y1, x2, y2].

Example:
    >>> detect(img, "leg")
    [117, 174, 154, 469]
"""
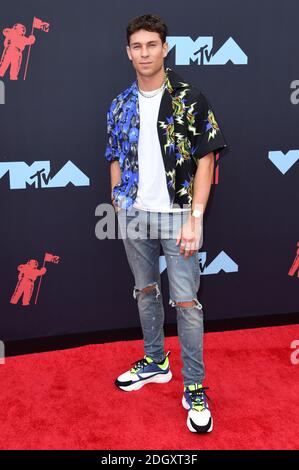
[160, 211, 204, 386]
[10, 50, 22, 80]
[10, 278, 24, 304]
[0, 47, 11, 78]
[174, 298, 205, 387]
[23, 280, 34, 305]
[117, 208, 166, 362]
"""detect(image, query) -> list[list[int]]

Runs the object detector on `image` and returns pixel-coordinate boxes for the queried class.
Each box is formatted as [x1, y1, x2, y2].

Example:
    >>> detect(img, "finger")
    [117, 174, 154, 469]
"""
[189, 243, 196, 254]
[176, 230, 181, 246]
[187, 241, 196, 257]
[182, 243, 191, 257]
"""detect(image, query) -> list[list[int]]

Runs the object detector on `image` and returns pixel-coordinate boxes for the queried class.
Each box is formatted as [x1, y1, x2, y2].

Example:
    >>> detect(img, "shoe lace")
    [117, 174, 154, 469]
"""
[130, 357, 149, 373]
[187, 386, 210, 411]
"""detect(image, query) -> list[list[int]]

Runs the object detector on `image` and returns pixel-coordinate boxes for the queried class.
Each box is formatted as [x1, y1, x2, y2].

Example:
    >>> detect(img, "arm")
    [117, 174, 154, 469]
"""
[104, 99, 121, 209]
[26, 35, 36, 46]
[191, 152, 214, 216]
[176, 91, 227, 257]
[110, 160, 121, 208]
[176, 152, 214, 257]
[37, 267, 47, 276]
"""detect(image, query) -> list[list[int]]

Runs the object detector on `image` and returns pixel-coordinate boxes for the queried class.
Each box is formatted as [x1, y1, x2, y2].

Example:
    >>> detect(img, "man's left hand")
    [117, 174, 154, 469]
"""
[175, 215, 202, 258]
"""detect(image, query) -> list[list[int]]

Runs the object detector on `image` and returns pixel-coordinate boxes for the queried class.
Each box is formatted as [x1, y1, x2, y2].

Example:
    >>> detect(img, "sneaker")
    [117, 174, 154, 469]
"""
[115, 351, 172, 391]
[182, 383, 213, 433]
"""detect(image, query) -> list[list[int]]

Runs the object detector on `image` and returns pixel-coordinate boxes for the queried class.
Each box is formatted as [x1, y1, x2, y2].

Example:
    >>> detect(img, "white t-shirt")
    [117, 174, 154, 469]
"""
[133, 86, 190, 213]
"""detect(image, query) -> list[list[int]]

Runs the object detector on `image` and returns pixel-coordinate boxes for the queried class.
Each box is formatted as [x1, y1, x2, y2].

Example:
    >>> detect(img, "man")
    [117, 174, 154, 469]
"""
[0, 24, 35, 80]
[105, 14, 227, 433]
[10, 259, 46, 306]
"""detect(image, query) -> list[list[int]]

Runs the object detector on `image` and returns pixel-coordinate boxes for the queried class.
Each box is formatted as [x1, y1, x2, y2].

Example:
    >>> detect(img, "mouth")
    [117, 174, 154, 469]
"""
[140, 62, 152, 65]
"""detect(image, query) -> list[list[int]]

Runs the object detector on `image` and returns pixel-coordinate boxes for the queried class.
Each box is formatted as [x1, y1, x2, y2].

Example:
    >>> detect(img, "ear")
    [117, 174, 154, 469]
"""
[163, 41, 169, 58]
[126, 45, 132, 61]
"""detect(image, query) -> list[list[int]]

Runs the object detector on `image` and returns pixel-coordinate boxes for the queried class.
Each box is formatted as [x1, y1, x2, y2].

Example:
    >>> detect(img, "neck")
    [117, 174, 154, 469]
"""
[136, 67, 165, 91]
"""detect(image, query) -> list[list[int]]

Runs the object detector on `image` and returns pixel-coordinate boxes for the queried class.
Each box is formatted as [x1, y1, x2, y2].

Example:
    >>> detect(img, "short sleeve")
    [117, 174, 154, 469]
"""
[189, 92, 228, 160]
[104, 100, 120, 163]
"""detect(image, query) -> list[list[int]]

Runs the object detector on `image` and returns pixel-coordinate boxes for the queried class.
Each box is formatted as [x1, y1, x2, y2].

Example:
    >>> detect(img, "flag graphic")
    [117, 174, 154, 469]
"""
[34, 252, 60, 304]
[24, 17, 50, 80]
[44, 253, 60, 264]
[33, 17, 50, 33]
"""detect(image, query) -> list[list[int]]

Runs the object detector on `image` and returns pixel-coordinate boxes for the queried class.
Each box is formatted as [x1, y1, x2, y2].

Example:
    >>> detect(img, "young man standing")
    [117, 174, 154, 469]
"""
[105, 14, 227, 433]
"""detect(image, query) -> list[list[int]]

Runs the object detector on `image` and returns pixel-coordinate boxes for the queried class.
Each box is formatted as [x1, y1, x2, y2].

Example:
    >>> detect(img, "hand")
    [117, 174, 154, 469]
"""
[175, 215, 202, 258]
[111, 191, 121, 214]
[111, 195, 117, 212]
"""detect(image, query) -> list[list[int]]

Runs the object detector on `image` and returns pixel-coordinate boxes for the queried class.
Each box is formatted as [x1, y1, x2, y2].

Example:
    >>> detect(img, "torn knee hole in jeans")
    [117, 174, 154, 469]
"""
[133, 282, 160, 300]
[169, 298, 203, 310]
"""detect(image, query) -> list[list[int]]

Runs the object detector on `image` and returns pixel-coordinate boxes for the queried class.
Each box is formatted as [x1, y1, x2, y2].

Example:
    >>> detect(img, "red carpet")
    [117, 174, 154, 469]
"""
[0, 324, 298, 450]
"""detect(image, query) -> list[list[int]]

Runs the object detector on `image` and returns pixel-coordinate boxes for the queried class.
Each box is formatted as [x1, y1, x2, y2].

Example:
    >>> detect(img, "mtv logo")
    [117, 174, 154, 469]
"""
[166, 36, 248, 65]
[0, 160, 90, 189]
[198, 251, 238, 274]
[268, 150, 299, 174]
[159, 251, 238, 275]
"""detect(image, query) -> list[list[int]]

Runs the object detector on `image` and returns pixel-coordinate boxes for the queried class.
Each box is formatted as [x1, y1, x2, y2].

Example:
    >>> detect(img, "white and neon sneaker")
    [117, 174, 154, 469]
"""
[182, 383, 213, 433]
[115, 351, 172, 392]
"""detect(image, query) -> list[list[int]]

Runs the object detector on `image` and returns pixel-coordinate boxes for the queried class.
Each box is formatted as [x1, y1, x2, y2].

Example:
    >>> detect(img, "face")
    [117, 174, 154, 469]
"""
[14, 24, 26, 35]
[29, 260, 38, 268]
[126, 29, 168, 77]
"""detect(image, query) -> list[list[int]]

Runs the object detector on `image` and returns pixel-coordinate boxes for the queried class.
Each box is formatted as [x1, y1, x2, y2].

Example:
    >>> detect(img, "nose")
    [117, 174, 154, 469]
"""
[141, 46, 149, 57]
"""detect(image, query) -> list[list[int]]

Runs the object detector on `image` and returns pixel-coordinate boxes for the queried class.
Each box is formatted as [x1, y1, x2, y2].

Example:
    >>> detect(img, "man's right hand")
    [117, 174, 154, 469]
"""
[111, 191, 121, 213]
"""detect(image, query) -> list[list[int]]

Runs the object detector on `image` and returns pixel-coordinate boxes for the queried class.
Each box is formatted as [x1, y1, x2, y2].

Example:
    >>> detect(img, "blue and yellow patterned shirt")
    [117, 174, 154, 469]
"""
[105, 67, 228, 210]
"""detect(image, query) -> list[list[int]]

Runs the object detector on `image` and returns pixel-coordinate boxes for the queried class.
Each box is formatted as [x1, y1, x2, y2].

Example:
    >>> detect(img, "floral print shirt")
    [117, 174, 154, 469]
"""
[105, 67, 228, 210]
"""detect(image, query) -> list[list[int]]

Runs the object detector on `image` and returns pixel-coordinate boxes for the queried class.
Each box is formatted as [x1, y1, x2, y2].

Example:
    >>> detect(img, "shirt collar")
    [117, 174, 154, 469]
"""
[130, 67, 189, 97]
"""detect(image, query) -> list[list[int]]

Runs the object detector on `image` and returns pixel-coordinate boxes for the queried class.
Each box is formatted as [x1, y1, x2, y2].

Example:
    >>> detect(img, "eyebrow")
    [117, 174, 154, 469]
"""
[130, 41, 159, 46]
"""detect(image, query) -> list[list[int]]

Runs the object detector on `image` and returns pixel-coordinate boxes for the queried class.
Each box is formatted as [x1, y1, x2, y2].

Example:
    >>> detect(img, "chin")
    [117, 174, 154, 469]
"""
[138, 65, 159, 75]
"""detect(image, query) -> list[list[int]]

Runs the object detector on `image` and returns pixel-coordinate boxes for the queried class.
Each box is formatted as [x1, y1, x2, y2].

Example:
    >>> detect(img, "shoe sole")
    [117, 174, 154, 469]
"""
[182, 396, 213, 433]
[117, 370, 173, 392]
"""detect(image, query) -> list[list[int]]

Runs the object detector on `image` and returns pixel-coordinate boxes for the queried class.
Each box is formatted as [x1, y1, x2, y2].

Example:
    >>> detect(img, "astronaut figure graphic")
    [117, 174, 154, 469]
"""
[0, 23, 35, 80]
[10, 259, 46, 306]
[288, 241, 299, 278]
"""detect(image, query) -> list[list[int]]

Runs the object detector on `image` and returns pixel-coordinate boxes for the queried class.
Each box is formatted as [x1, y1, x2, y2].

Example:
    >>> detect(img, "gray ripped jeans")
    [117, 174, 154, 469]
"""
[116, 206, 204, 386]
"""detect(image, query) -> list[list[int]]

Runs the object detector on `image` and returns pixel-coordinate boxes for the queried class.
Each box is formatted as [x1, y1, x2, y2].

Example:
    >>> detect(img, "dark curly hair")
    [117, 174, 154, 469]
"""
[126, 14, 168, 46]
